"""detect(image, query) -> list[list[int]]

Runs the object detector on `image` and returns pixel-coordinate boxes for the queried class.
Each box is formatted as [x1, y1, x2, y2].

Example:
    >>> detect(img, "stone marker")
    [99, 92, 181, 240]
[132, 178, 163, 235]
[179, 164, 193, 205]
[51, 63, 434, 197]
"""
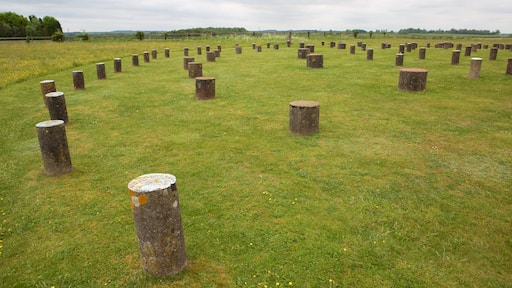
[144, 51, 150, 63]
[398, 68, 428, 92]
[128, 173, 186, 277]
[195, 77, 215, 100]
[165, 48, 170, 58]
[451, 50, 461, 65]
[350, 45, 356, 54]
[184, 47, 189, 56]
[39, 80, 56, 106]
[188, 62, 202, 78]
[289, 100, 320, 135]
[468, 58, 482, 79]
[367, 48, 374, 60]
[489, 47, 498, 60]
[96, 62, 106, 80]
[235, 46, 242, 54]
[464, 46, 472, 57]
[305, 45, 315, 53]
[45, 92, 69, 124]
[298, 48, 310, 59]
[132, 54, 139, 66]
[114, 58, 122, 73]
[256, 46, 262, 52]
[507, 58, 512, 75]
[152, 49, 157, 59]
[395, 53, 404, 66]
[306, 54, 323, 68]
[72, 70, 85, 90]
[214, 50, 221, 57]
[399, 44, 405, 54]
[36, 119, 73, 175]
[338, 42, 346, 49]
[183, 57, 194, 70]
[419, 47, 426, 59]
[207, 51, 216, 62]
[197, 46, 202, 55]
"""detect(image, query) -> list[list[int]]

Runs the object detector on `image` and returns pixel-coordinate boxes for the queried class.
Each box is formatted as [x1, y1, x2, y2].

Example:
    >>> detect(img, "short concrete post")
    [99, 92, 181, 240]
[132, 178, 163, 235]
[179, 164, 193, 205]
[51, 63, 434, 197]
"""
[298, 48, 310, 59]
[419, 47, 426, 59]
[214, 50, 221, 57]
[217, 45, 222, 52]
[128, 173, 187, 277]
[287, 40, 291, 47]
[96, 62, 106, 80]
[132, 54, 139, 66]
[114, 58, 122, 73]
[361, 43, 367, 51]
[464, 46, 472, 57]
[184, 47, 189, 56]
[398, 68, 428, 92]
[306, 54, 323, 68]
[289, 100, 320, 135]
[165, 48, 170, 58]
[197, 46, 202, 55]
[305, 45, 315, 53]
[299, 42, 305, 48]
[188, 62, 202, 78]
[36, 119, 73, 175]
[256, 46, 262, 52]
[451, 50, 461, 65]
[337, 43, 346, 49]
[144, 51, 150, 63]
[39, 80, 56, 106]
[274, 44, 279, 50]
[267, 42, 271, 49]
[195, 77, 215, 100]
[350, 45, 356, 54]
[72, 70, 85, 90]
[183, 57, 194, 70]
[207, 51, 216, 62]
[399, 44, 405, 54]
[45, 91, 69, 124]
[152, 49, 157, 59]
[206, 45, 210, 52]
[489, 47, 498, 60]
[506, 58, 512, 75]
[367, 48, 374, 60]
[235, 46, 242, 54]
[395, 53, 404, 66]
[468, 58, 482, 79]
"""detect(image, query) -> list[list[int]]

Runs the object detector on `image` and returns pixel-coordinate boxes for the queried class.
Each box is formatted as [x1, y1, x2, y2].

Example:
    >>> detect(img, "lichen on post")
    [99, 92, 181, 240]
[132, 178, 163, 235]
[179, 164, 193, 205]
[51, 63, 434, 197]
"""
[128, 173, 187, 277]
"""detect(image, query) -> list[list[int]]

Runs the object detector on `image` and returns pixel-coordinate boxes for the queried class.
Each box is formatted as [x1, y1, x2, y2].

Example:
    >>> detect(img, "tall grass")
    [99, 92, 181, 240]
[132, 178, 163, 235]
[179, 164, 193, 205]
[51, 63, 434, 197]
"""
[0, 36, 511, 287]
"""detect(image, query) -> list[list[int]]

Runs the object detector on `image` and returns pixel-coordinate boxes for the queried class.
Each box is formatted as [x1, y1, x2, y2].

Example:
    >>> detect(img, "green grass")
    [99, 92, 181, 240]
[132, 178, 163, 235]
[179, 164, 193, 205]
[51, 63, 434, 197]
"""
[1, 36, 511, 287]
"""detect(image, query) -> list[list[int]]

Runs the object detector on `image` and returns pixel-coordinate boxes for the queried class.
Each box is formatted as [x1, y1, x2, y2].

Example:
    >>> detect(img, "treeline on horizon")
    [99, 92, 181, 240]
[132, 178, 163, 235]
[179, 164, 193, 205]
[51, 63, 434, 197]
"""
[0, 12, 62, 38]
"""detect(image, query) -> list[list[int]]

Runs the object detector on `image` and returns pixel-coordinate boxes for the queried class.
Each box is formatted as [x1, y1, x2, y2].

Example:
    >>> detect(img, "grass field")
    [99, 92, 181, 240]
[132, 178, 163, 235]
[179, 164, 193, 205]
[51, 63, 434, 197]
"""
[1, 35, 511, 287]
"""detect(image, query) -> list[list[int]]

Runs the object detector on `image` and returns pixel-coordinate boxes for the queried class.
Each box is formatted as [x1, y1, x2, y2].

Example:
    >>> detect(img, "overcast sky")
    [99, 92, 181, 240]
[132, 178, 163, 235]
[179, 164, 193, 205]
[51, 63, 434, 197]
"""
[4, 0, 512, 33]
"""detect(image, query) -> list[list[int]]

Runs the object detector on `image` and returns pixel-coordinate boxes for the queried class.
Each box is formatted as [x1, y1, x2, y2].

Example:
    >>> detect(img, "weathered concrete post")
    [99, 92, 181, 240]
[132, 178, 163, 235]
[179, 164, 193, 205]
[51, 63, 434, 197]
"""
[464, 46, 472, 57]
[451, 50, 461, 65]
[395, 53, 404, 66]
[398, 68, 428, 92]
[217, 45, 222, 52]
[489, 47, 498, 60]
[206, 45, 210, 52]
[274, 44, 279, 50]
[35, 119, 73, 175]
[306, 54, 323, 68]
[338, 42, 346, 49]
[350, 45, 356, 54]
[188, 62, 202, 78]
[468, 57, 482, 79]
[399, 44, 405, 54]
[96, 62, 106, 80]
[72, 70, 85, 90]
[132, 54, 139, 66]
[152, 49, 157, 59]
[506, 58, 512, 75]
[195, 77, 215, 100]
[419, 47, 426, 59]
[305, 45, 315, 53]
[184, 47, 189, 56]
[214, 50, 221, 57]
[235, 46, 242, 54]
[114, 58, 122, 73]
[39, 80, 56, 106]
[289, 100, 320, 135]
[207, 51, 216, 62]
[298, 48, 310, 59]
[144, 51, 150, 63]
[287, 40, 291, 47]
[367, 48, 374, 60]
[183, 57, 194, 70]
[165, 48, 170, 58]
[197, 46, 202, 55]
[128, 173, 187, 277]
[256, 46, 262, 52]
[45, 92, 69, 124]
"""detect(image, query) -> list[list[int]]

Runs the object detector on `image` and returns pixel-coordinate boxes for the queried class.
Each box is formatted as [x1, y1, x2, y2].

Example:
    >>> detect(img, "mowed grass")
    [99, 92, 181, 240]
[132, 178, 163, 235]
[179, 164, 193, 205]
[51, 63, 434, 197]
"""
[0, 36, 511, 287]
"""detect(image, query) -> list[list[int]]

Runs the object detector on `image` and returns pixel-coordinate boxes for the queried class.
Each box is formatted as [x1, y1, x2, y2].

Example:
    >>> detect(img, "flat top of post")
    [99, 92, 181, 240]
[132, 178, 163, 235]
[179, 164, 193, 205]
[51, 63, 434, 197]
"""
[290, 100, 320, 107]
[128, 173, 176, 193]
[471, 57, 483, 61]
[40, 80, 54, 84]
[45, 91, 64, 97]
[36, 119, 64, 128]
[195, 77, 215, 80]
[400, 68, 428, 73]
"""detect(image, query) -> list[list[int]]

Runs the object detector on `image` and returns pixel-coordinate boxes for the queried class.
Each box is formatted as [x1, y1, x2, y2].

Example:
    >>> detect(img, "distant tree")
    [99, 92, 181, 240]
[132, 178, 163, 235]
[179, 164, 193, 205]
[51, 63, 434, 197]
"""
[353, 31, 359, 38]
[41, 16, 62, 36]
[369, 31, 373, 38]
[0, 12, 29, 37]
[135, 31, 145, 40]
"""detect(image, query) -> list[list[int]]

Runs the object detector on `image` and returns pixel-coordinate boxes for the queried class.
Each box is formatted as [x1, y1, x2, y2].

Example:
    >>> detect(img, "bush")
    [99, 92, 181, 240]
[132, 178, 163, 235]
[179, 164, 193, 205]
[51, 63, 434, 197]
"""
[51, 31, 65, 42]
